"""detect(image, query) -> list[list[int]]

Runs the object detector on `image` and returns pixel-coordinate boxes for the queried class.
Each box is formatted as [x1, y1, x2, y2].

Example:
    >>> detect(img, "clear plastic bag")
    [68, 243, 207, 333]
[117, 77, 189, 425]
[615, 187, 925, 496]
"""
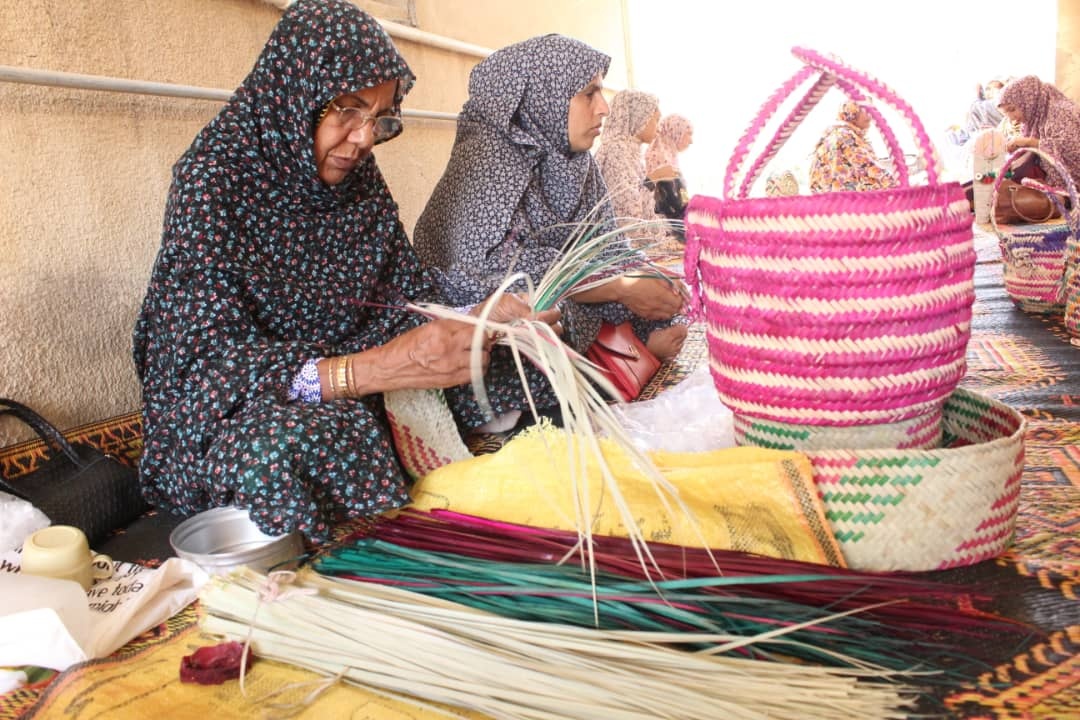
[0, 490, 51, 553]
[609, 364, 735, 453]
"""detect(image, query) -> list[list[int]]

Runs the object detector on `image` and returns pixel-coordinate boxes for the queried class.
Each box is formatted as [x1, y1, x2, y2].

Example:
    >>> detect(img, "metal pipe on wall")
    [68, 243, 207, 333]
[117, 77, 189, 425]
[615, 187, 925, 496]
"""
[0, 64, 460, 122]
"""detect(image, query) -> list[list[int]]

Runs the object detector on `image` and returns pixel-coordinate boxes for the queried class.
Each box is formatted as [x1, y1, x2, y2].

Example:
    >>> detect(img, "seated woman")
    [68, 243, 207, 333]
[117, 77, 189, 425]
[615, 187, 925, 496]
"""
[412, 35, 686, 362]
[808, 101, 898, 193]
[132, 0, 559, 542]
[997, 75, 1080, 189]
[595, 90, 665, 239]
[644, 113, 694, 238]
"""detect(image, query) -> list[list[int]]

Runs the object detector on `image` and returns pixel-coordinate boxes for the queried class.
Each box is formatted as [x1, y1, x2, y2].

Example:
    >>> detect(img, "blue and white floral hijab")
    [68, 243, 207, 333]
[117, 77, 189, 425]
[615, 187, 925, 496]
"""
[413, 35, 614, 314]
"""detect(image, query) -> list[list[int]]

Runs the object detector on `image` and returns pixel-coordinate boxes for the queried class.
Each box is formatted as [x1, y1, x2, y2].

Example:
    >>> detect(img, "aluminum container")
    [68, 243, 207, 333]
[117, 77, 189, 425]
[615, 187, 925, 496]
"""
[169, 506, 304, 576]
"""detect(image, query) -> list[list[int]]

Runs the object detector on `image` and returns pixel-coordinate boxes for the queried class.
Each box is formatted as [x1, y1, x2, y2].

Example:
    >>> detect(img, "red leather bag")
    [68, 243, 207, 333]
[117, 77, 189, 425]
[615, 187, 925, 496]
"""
[585, 322, 661, 402]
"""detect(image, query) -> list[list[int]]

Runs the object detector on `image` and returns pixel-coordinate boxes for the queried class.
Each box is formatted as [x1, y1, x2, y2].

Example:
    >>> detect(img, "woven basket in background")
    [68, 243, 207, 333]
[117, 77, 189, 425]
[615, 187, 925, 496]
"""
[991, 147, 1079, 315]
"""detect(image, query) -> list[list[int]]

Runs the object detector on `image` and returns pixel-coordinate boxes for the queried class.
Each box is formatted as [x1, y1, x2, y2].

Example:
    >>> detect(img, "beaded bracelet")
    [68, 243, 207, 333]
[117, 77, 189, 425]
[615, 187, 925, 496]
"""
[288, 358, 324, 404]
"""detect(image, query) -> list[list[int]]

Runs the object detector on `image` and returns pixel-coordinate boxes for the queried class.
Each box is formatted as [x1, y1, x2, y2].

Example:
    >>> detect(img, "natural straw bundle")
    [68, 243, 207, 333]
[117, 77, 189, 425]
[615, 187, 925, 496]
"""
[201, 568, 917, 720]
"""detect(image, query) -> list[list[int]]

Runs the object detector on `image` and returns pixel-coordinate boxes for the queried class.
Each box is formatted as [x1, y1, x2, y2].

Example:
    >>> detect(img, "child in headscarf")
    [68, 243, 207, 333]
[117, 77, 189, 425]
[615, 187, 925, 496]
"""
[413, 36, 686, 361]
[133, 0, 558, 542]
[997, 75, 1080, 189]
[808, 101, 898, 193]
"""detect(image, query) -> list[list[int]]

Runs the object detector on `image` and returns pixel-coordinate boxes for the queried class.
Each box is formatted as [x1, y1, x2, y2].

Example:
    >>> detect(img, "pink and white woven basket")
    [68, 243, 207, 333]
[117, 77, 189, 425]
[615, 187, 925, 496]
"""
[685, 48, 975, 429]
[990, 147, 1079, 316]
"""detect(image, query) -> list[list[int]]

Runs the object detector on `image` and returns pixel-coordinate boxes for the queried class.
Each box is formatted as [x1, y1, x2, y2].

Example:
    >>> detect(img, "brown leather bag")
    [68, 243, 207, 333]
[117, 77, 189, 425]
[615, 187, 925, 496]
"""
[994, 178, 1062, 225]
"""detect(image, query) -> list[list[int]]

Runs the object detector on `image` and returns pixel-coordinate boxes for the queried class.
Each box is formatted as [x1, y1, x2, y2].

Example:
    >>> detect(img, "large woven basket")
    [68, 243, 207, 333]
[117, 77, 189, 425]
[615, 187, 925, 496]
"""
[684, 48, 975, 430]
[990, 147, 1079, 315]
[810, 387, 1024, 572]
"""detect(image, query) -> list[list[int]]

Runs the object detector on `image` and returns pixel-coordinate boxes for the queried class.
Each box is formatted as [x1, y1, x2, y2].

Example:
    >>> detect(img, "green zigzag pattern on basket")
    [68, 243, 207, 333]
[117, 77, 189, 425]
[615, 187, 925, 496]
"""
[809, 387, 1024, 571]
[820, 491, 908, 506]
[741, 422, 811, 445]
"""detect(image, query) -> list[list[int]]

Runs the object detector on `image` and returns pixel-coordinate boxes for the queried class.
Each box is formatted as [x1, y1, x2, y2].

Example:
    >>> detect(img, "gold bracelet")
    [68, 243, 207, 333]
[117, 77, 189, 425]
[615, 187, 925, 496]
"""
[335, 356, 349, 399]
[325, 358, 339, 399]
[345, 354, 356, 397]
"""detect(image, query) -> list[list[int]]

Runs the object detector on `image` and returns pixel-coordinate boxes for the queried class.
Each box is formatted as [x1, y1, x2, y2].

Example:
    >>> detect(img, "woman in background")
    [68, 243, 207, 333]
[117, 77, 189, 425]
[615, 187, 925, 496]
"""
[594, 90, 664, 230]
[997, 75, 1080, 188]
[808, 101, 898, 193]
[645, 113, 693, 179]
[413, 36, 686, 362]
[644, 113, 694, 238]
[133, 0, 558, 542]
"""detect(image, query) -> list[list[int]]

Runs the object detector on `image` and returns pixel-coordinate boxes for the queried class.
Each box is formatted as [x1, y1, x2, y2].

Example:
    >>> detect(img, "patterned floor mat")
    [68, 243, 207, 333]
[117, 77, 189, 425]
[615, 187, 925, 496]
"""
[1, 230, 1077, 718]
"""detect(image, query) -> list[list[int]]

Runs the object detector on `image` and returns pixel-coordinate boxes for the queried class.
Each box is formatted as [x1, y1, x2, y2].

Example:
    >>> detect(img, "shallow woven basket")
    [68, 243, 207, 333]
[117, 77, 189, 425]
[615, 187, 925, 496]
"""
[990, 147, 1079, 315]
[685, 47, 975, 431]
[810, 387, 1024, 572]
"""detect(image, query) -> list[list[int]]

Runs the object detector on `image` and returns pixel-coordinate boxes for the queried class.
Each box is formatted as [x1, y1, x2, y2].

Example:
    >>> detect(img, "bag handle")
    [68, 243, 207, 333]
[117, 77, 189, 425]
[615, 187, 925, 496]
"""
[0, 399, 86, 468]
[723, 46, 940, 199]
[990, 147, 1080, 301]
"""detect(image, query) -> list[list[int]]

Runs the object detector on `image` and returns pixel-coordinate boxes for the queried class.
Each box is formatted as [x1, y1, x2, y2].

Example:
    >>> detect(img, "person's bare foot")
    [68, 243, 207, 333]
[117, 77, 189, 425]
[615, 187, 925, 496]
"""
[646, 324, 688, 361]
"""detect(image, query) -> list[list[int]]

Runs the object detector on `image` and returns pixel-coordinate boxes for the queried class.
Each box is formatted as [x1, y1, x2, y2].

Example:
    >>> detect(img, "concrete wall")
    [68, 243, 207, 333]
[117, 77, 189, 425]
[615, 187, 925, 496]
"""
[0, 0, 626, 444]
[1058, 0, 1080, 102]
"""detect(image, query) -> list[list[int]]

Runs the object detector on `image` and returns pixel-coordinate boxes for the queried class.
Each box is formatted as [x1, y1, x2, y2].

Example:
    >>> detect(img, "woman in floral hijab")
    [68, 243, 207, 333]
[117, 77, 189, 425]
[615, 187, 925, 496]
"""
[595, 90, 662, 227]
[998, 75, 1080, 189]
[413, 35, 685, 360]
[808, 101, 898, 193]
[133, 0, 556, 542]
[645, 114, 694, 177]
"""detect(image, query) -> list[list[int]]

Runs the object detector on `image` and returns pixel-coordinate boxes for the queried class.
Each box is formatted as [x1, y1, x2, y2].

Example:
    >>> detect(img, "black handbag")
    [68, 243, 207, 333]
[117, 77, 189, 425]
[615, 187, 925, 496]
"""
[0, 399, 149, 545]
[652, 175, 690, 220]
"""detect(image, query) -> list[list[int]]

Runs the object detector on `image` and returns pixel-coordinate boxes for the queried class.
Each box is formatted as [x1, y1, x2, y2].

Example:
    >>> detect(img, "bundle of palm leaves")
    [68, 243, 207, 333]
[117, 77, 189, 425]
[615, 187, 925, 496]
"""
[314, 509, 1037, 681]
[404, 216, 705, 602]
[200, 566, 918, 720]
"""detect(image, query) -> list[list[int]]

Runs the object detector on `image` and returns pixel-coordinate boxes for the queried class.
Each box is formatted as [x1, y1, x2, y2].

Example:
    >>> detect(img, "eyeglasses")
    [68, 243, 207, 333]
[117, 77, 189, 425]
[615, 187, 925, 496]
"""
[327, 100, 404, 144]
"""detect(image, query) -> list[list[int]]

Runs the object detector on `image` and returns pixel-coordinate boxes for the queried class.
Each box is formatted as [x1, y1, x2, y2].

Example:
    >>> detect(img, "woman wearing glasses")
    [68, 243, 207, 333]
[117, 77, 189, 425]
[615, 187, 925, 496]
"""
[132, 0, 558, 542]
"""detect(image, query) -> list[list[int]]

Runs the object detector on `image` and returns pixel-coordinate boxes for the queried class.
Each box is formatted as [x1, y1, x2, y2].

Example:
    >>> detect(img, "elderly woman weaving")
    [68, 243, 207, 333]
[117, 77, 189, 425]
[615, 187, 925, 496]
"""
[412, 35, 687, 363]
[132, 0, 560, 542]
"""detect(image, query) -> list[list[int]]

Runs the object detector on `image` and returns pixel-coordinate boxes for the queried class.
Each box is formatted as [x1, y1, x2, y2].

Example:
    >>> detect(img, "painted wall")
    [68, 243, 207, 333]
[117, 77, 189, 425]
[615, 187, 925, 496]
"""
[1058, 0, 1080, 102]
[2, 0, 1074, 445]
[0, 0, 626, 444]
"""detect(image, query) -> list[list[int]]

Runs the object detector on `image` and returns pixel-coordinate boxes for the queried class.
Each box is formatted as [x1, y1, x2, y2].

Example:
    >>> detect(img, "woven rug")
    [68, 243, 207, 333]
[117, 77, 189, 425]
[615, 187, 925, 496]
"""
[1, 232, 1078, 718]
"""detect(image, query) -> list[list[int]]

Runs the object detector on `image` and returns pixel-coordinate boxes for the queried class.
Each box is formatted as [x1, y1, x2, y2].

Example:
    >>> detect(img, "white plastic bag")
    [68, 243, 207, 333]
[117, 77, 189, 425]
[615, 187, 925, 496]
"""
[609, 364, 735, 453]
[0, 491, 50, 553]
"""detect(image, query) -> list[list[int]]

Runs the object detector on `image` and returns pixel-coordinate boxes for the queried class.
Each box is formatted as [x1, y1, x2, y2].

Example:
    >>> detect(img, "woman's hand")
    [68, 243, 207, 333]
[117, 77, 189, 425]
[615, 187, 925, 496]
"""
[394, 318, 489, 389]
[1006, 136, 1038, 153]
[473, 293, 563, 335]
[616, 276, 685, 321]
[337, 319, 489, 396]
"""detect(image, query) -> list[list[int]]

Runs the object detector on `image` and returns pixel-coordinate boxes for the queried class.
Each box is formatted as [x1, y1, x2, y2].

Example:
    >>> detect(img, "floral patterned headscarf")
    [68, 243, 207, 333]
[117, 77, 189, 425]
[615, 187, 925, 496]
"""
[412, 34, 612, 306]
[998, 75, 1080, 187]
[645, 114, 693, 175]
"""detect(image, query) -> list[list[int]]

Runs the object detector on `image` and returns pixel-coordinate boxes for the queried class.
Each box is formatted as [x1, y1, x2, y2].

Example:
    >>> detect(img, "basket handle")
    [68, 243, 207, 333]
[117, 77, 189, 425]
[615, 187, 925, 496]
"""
[724, 47, 940, 198]
[989, 147, 1080, 300]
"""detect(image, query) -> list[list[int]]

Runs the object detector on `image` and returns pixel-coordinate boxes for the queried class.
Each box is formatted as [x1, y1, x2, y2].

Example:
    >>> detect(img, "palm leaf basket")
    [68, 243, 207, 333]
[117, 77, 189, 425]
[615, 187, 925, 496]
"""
[990, 146, 1080, 315]
[684, 47, 975, 447]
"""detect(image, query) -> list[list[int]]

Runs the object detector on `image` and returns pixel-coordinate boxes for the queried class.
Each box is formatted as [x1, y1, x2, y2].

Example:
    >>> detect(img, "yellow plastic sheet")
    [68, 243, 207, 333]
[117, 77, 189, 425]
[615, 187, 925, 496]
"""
[411, 429, 845, 567]
[27, 618, 484, 720]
